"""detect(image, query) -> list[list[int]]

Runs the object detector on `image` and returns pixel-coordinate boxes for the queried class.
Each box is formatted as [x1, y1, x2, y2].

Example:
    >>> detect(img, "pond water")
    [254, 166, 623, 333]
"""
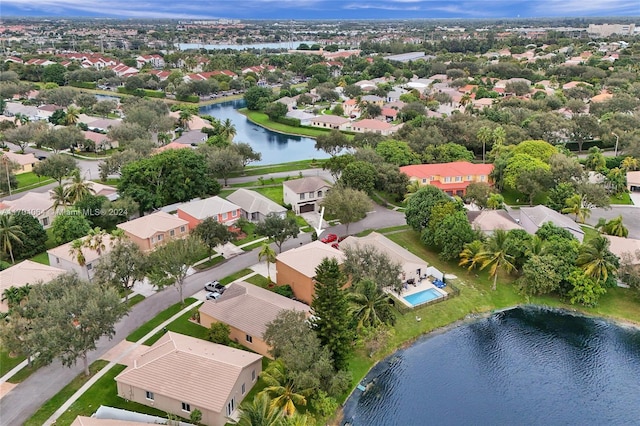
[199, 99, 327, 165]
[343, 307, 640, 426]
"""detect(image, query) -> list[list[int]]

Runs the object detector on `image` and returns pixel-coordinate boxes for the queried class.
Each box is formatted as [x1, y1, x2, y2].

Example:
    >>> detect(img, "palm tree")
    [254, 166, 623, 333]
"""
[178, 110, 193, 130]
[258, 243, 277, 282]
[237, 394, 284, 426]
[2, 284, 31, 310]
[601, 216, 628, 238]
[69, 238, 90, 281]
[259, 361, 308, 417]
[477, 229, 516, 291]
[577, 235, 618, 283]
[458, 240, 484, 271]
[403, 180, 421, 203]
[13, 113, 30, 125]
[486, 193, 504, 210]
[65, 169, 94, 204]
[477, 126, 493, 164]
[347, 279, 395, 329]
[492, 126, 506, 147]
[525, 235, 547, 257]
[51, 185, 71, 210]
[0, 213, 25, 263]
[220, 118, 236, 142]
[85, 227, 108, 255]
[562, 194, 590, 223]
[64, 106, 80, 125]
[606, 167, 626, 195]
[621, 156, 639, 171]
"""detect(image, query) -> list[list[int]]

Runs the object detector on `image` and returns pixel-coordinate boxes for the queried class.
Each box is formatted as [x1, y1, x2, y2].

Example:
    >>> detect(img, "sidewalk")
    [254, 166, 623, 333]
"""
[42, 299, 203, 426]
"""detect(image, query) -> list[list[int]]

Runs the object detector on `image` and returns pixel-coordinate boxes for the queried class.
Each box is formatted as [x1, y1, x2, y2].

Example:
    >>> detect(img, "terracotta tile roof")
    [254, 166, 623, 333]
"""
[351, 118, 393, 131]
[199, 281, 310, 338]
[47, 234, 116, 265]
[2, 151, 38, 166]
[276, 240, 344, 278]
[400, 162, 494, 179]
[115, 332, 261, 414]
[312, 115, 350, 125]
[117, 211, 188, 239]
[283, 177, 332, 194]
[153, 141, 193, 154]
[0, 260, 65, 312]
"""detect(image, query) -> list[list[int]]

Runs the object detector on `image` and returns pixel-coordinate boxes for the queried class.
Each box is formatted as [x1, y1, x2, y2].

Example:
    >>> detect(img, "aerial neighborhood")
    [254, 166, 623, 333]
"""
[0, 13, 639, 426]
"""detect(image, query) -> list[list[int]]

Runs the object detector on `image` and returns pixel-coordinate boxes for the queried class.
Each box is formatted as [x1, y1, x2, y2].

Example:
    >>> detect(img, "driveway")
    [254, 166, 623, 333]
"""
[585, 205, 640, 239]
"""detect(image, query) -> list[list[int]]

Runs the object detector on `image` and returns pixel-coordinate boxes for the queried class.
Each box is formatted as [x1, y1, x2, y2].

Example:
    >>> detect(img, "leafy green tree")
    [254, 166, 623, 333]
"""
[311, 258, 351, 370]
[51, 211, 91, 244]
[477, 229, 516, 291]
[259, 361, 309, 416]
[3, 122, 47, 153]
[65, 169, 95, 204]
[404, 185, 451, 232]
[423, 142, 474, 164]
[342, 244, 403, 293]
[234, 142, 262, 170]
[374, 140, 419, 166]
[1, 285, 32, 311]
[458, 240, 484, 271]
[48, 109, 67, 125]
[0, 213, 25, 264]
[504, 154, 551, 190]
[265, 102, 288, 120]
[42, 64, 67, 86]
[516, 168, 553, 206]
[348, 279, 395, 329]
[93, 100, 118, 117]
[33, 154, 78, 186]
[190, 409, 202, 425]
[206, 322, 231, 345]
[193, 217, 234, 259]
[93, 240, 147, 301]
[50, 185, 71, 210]
[562, 194, 590, 223]
[200, 145, 243, 186]
[244, 86, 272, 110]
[546, 182, 576, 212]
[585, 147, 606, 171]
[339, 161, 377, 194]
[599, 215, 628, 238]
[315, 129, 350, 157]
[464, 182, 493, 209]
[259, 243, 277, 282]
[255, 213, 300, 253]
[431, 210, 476, 261]
[320, 186, 371, 235]
[519, 254, 562, 295]
[511, 140, 558, 163]
[549, 153, 583, 184]
[148, 237, 205, 304]
[0, 155, 18, 194]
[10, 212, 47, 260]
[567, 269, 606, 307]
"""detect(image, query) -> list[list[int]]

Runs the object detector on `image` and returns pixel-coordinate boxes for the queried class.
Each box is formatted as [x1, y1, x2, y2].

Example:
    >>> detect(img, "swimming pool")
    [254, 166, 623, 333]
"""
[403, 288, 444, 307]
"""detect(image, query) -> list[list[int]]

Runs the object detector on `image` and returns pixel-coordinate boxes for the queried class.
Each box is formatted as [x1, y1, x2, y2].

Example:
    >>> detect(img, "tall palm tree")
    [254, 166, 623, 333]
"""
[458, 240, 484, 271]
[403, 180, 421, 203]
[562, 194, 591, 223]
[64, 106, 81, 125]
[259, 361, 308, 417]
[348, 279, 395, 329]
[220, 118, 236, 142]
[621, 156, 639, 171]
[477, 229, 516, 291]
[51, 185, 71, 210]
[258, 243, 277, 282]
[237, 394, 284, 426]
[85, 227, 107, 255]
[477, 126, 493, 164]
[0, 213, 25, 263]
[178, 110, 193, 130]
[601, 216, 629, 238]
[69, 238, 90, 281]
[577, 235, 618, 283]
[65, 169, 94, 204]
[2, 284, 31, 310]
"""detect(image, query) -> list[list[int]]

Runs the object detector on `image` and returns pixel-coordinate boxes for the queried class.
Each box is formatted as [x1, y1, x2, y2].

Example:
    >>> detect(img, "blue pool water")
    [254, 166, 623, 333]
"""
[403, 288, 443, 306]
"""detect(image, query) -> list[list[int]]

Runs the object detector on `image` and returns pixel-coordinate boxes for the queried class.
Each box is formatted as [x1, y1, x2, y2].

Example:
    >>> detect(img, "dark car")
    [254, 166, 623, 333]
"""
[204, 281, 225, 293]
[321, 233, 338, 243]
[36, 155, 47, 161]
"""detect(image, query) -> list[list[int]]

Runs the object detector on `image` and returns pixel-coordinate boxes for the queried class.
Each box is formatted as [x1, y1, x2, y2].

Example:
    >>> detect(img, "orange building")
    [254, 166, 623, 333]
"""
[400, 161, 494, 196]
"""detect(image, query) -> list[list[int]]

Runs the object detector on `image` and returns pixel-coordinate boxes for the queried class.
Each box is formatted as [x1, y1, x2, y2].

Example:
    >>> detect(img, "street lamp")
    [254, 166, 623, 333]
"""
[612, 132, 619, 157]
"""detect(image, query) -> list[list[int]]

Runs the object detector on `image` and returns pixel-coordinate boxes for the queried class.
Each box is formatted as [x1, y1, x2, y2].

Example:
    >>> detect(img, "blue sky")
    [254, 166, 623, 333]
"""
[1, 0, 638, 19]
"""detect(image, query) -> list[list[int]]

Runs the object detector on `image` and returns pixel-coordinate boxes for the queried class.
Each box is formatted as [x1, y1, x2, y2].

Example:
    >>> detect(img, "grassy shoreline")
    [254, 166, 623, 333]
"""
[240, 108, 334, 139]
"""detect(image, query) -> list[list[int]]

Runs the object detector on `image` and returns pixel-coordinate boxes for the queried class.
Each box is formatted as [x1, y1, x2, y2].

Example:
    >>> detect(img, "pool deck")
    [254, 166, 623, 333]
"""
[387, 279, 447, 308]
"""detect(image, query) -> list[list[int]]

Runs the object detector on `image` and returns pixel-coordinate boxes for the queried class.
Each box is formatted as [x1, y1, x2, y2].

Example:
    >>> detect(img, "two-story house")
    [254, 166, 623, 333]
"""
[116, 211, 189, 252]
[177, 196, 242, 230]
[400, 161, 494, 196]
[47, 234, 116, 280]
[283, 177, 332, 214]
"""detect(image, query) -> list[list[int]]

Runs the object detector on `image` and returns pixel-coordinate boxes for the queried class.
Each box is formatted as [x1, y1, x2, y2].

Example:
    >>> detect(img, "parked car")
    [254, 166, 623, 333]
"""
[204, 281, 224, 293]
[321, 233, 338, 243]
[206, 291, 222, 300]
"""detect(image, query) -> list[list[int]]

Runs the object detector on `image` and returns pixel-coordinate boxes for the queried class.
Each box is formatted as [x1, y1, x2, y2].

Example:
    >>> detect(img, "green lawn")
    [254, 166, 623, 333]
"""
[220, 268, 254, 285]
[581, 225, 600, 243]
[502, 188, 548, 206]
[4, 172, 55, 195]
[126, 298, 198, 342]
[231, 177, 292, 188]
[126, 294, 145, 308]
[287, 211, 311, 231]
[0, 350, 25, 378]
[253, 186, 285, 206]
[24, 360, 110, 426]
[241, 109, 337, 139]
[92, 178, 120, 186]
[233, 159, 326, 178]
[29, 251, 50, 265]
[610, 192, 633, 205]
[143, 308, 208, 346]
[245, 274, 270, 288]
[193, 255, 224, 271]
[241, 240, 268, 252]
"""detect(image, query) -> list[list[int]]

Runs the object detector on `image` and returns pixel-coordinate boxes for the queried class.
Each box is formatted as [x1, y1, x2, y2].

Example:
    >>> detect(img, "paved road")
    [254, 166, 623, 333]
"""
[584, 205, 640, 239]
[0, 204, 405, 425]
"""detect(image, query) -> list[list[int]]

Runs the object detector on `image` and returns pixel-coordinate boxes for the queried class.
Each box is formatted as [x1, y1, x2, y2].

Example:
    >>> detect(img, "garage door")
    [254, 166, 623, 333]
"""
[299, 203, 315, 213]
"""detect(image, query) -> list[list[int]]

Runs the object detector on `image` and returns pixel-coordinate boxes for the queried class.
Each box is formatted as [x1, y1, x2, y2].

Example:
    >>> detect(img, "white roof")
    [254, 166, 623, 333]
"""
[0, 191, 54, 214]
[47, 234, 116, 265]
[605, 235, 640, 264]
[226, 189, 286, 216]
[177, 196, 240, 220]
[276, 240, 344, 278]
[0, 260, 66, 312]
[117, 211, 188, 239]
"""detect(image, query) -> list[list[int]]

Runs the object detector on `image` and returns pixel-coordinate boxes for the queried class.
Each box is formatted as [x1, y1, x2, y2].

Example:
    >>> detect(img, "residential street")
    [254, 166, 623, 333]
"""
[0, 204, 406, 425]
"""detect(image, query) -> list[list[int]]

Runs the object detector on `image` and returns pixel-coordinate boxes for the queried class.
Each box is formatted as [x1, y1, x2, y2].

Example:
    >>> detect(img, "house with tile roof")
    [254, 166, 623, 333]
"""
[0, 260, 66, 312]
[400, 161, 494, 196]
[627, 171, 640, 192]
[47, 234, 116, 280]
[226, 189, 287, 222]
[115, 332, 262, 426]
[518, 205, 584, 242]
[283, 176, 332, 214]
[350, 118, 401, 136]
[605, 235, 640, 265]
[177, 196, 242, 230]
[0, 191, 58, 229]
[467, 210, 524, 235]
[309, 115, 350, 130]
[1, 151, 39, 174]
[199, 281, 310, 357]
[117, 211, 189, 252]
[275, 240, 345, 304]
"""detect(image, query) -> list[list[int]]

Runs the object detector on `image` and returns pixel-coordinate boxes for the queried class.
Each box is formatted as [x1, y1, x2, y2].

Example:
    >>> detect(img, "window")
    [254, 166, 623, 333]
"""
[246, 334, 253, 343]
[444, 177, 451, 183]
[226, 398, 236, 416]
[480, 175, 486, 182]
[146, 391, 154, 400]
[181, 402, 191, 412]
[422, 178, 427, 184]
[157, 234, 164, 241]
[252, 369, 256, 381]
[86, 263, 92, 271]
[467, 175, 472, 181]
[170, 229, 175, 237]
[455, 176, 462, 182]
[223, 212, 228, 220]
[232, 210, 237, 217]
[317, 190, 323, 198]
[42, 217, 49, 226]
[300, 193, 305, 200]
[308, 192, 314, 198]
[242, 383, 246, 395]
[180, 226, 186, 233]
[56, 257, 60, 264]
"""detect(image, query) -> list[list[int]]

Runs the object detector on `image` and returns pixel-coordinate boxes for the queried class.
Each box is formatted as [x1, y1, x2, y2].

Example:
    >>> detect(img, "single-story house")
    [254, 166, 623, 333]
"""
[177, 196, 242, 230]
[226, 189, 287, 222]
[275, 96, 297, 110]
[83, 131, 117, 151]
[2, 151, 39, 174]
[627, 171, 640, 192]
[285, 109, 316, 126]
[604, 235, 640, 264]
[90, 181, 118, 201]
[275, 240, 345, 304]
[153, 141, 194, 154]
[199, 281, 310, 357]
[282, 176, 332, 214]
[47, 234, 116, 280]
[86, 118, 121, 132]
[117, 211, 189, 252]
[0, 260, 66, 312]
[349, 118, 400, 136]
[467, 210, 524, 235]
[4, 102, 48, 121]
[70, 416, 147, 426]
[173, 130, 208, 145]
[309, 115, 350, 130]
[400, 161, 494, 197]
[518, 205, 584, 242]
[115, 332, 262, 426]
[0, 191, 58, 229]
[168, 111, 211, 131]
[360, 95, 384, 106]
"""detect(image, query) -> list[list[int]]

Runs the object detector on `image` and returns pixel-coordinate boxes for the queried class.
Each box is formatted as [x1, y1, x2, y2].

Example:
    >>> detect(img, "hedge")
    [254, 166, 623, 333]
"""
[274, 116, 301, 127]
[175, 94, 200, 103]
[117, 87, 166, 98]
[69, 81, 97, 89]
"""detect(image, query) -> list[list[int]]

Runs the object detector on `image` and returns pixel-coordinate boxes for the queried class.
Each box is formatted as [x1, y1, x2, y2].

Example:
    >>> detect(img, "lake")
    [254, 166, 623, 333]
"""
[343, 307, 640, 426]
[199, 99, 328, 165]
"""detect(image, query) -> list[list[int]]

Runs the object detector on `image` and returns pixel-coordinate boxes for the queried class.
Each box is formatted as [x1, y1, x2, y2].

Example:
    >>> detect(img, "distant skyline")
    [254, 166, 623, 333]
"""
[1, 0, 639, 20]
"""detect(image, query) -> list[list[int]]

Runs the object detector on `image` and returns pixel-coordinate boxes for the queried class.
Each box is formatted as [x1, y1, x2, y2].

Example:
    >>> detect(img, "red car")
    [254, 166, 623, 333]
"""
[321, 233, 338, 243]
